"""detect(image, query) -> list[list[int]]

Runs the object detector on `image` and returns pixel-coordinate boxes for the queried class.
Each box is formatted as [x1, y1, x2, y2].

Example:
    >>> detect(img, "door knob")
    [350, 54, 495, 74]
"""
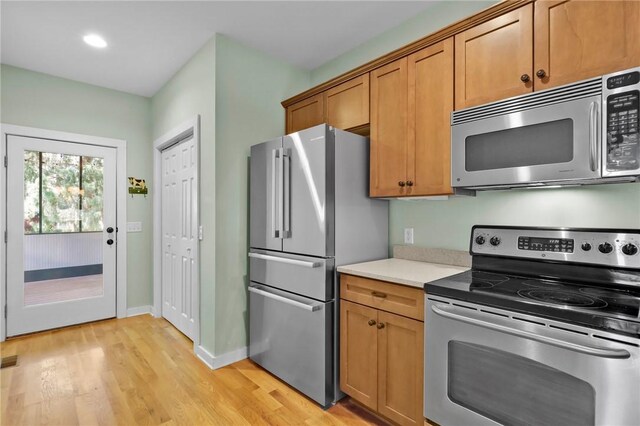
[398, 181, 406, 187]
[106, 227, 114, 233]
[536, 69, 546, 78]
[107, 239, 114, 246]
[368, 319, 377, 326]
[376, 323, 385, 329]
[520, 74, 531, 83]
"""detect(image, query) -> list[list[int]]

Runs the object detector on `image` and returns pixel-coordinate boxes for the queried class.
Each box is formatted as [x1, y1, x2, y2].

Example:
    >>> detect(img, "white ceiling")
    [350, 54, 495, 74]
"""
[1, 1, 436, 97]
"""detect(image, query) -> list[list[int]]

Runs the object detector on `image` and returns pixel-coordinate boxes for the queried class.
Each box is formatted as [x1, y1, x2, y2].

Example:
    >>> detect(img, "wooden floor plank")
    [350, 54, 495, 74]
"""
[1, 315, 389, 425]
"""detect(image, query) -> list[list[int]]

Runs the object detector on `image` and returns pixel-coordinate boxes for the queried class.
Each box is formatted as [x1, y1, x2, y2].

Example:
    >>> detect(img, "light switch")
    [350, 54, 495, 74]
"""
[127, 222, 142, 232]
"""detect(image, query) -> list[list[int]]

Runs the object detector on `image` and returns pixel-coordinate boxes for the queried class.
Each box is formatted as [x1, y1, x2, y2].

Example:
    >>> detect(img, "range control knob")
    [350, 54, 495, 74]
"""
[581, 242, 592, 251]
[490, 236, 501, 247]
[598, 242, 614, 254]
[622, 243, 638, 256]
[475, 235, 486, 245]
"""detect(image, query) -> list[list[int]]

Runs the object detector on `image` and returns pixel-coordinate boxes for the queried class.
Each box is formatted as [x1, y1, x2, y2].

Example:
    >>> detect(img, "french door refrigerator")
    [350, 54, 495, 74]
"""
[249, 124, 389, 407]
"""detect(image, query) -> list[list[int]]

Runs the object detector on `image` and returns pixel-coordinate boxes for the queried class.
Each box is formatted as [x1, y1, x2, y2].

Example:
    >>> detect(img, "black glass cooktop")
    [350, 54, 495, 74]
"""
[425, 269, 640, 338]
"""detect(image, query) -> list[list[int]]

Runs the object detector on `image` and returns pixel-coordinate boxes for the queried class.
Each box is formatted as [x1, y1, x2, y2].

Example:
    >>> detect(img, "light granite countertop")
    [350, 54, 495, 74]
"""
[337, 258, 469, 290]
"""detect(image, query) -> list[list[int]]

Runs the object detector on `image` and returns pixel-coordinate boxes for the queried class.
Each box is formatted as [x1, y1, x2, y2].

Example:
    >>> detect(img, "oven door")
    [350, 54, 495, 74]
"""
[451, 95, 601, 188]
[425, 297, 639, 426]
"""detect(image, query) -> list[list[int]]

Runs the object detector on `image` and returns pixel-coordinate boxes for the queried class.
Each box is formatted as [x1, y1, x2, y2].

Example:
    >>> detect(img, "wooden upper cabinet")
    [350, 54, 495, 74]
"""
[286, 93, 324, 134]
[377, 311, 424, 426]
[370, 58, 409, 197]
[455, 4, 534, 109]
[407, 38, 454, 197]
[340, 300, 378, 411]
[534, 0, 640, 90]
[326, 75, 370, 131]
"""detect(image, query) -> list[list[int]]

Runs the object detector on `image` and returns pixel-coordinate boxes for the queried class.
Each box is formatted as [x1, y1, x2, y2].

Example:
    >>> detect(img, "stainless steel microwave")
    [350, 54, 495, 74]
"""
[451, 67, 640, 189]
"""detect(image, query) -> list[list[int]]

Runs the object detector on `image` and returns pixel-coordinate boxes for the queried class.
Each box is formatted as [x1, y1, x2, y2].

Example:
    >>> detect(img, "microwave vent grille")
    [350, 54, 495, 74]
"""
[452, 77, 602, 125]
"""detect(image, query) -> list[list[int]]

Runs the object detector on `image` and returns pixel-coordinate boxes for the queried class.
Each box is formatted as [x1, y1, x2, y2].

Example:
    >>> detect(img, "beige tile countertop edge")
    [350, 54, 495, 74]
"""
[337, 258, 469, 290]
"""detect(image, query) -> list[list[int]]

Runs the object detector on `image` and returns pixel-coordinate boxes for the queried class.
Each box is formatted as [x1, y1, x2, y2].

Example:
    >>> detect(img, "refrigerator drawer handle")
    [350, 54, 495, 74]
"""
[248, 252, 322, 268]
[431, 305, 630, 359]
[248, 286, 322, 312]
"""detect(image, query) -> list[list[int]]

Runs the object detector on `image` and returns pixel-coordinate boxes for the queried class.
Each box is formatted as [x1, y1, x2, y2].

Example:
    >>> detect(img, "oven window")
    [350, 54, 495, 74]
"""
[465, 119, 574, 171]
[448, 341, 595, 426]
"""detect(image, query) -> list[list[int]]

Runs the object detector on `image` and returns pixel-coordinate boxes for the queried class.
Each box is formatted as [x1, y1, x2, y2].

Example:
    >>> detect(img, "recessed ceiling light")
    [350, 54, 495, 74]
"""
[83, 34, 107, 49]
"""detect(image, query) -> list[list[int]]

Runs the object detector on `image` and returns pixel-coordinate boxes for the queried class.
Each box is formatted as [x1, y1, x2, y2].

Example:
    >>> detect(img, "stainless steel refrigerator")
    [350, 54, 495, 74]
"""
[249, 124, 389, 407]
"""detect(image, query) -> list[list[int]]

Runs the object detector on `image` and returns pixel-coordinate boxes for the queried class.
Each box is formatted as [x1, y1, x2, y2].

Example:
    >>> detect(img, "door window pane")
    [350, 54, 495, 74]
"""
[465, 119, 574, 171]
[23, 151, 40, 234]
[41, 152, 80, 233]
[81, 156, 104, 232]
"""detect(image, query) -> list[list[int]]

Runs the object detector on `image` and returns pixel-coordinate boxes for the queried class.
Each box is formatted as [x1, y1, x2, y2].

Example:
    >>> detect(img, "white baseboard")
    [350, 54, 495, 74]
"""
[126, 305, 153, 317]
[195, 345, 248, 370]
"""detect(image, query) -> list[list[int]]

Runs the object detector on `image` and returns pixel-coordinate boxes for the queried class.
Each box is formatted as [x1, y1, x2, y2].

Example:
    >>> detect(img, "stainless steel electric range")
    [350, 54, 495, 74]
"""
[424, 226, 640, 426]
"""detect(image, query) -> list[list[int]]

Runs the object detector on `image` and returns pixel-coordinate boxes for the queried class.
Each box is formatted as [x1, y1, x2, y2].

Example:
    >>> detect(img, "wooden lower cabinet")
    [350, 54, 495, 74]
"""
[377, 311, 424, 426]
[340, 276, 425, 426]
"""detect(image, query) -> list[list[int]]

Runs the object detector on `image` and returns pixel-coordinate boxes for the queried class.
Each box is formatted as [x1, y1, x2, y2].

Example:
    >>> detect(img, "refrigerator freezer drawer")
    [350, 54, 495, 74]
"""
[249, 283, 333, 407]
[249, 249, 334, 301]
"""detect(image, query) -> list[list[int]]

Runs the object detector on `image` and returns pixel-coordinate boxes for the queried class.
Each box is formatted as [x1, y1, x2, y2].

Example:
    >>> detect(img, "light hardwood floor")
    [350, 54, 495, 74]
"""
[0, 315, 389, 426]
[24, 274, 103, 306]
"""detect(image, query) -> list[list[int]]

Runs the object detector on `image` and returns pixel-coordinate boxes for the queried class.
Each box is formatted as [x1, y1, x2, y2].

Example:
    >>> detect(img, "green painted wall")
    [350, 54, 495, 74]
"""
[391, 185, 640, 251]
[310, 1, 497, 85]
[0, 64, 153, 308]
[214, 34, 310, 355]
[150, 37, 217, 351]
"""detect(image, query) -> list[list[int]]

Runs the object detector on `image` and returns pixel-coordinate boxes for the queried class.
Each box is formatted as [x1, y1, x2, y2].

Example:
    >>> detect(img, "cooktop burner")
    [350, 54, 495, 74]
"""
[516, 289, 608, 308]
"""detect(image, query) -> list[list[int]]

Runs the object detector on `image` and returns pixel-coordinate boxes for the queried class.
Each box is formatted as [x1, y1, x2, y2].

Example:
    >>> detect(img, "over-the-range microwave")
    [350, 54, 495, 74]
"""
[451, 67, 640, 189]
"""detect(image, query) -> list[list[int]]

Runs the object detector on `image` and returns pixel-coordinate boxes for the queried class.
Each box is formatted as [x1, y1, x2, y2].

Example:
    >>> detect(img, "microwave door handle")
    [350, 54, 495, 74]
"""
[589, 101, 599, 172]
[431, 305, 630, 359]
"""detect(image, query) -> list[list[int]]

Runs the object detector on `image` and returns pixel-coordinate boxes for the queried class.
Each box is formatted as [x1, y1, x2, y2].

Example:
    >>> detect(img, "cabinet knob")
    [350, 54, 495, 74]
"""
[520, 74, 531, 83]
[398, 181, 406, 187]
[368, 319, 377, 326]
[376, 323, 385, 329]
[536, 69, 546, 78]
[406, 180, 414, 187]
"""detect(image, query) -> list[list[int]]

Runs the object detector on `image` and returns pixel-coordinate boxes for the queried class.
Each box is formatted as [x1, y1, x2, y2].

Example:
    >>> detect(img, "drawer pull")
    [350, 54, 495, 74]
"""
[368, 319, 377, 326]
[371, 291, 387, 298]
[248, 252, 321, 268]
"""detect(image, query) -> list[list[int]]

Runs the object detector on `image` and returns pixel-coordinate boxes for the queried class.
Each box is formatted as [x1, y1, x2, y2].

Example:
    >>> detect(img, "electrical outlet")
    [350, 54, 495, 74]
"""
[127, 222, 142, 232]
[404, 228, 414, 245]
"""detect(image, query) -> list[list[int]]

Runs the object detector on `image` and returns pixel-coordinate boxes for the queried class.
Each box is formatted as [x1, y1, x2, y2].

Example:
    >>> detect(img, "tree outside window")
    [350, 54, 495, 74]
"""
[23, 151, 104, 234]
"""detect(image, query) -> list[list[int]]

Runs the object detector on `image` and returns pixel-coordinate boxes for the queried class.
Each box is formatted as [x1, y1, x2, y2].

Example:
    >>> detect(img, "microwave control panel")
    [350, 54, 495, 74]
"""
[604, 69, 639, 173]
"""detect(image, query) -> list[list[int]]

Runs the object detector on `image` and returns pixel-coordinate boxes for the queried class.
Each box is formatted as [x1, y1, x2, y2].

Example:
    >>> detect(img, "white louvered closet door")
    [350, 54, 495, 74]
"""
[161, 137, 198, 340]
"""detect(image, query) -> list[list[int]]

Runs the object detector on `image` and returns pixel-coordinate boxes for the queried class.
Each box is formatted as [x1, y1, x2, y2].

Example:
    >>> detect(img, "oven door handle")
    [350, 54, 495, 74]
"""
[431, 305, 630, 359]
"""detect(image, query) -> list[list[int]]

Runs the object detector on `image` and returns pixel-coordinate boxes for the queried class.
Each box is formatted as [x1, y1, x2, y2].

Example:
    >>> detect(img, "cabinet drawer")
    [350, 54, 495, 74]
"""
[340, 274, 424, 321]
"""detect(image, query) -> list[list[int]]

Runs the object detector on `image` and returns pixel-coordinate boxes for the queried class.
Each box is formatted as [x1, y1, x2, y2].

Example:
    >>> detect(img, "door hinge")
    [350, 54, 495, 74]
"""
[3, 156, 6, 168]
[3, 230, 6, 244]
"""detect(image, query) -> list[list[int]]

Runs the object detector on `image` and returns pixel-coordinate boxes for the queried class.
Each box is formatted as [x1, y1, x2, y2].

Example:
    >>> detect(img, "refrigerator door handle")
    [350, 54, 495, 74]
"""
[248, 252, 322, 268]
[283, 149, 291, 238]
[271, 148, 280, 238]
[248, 286, 323, 312]
[277, 147, 285, 238]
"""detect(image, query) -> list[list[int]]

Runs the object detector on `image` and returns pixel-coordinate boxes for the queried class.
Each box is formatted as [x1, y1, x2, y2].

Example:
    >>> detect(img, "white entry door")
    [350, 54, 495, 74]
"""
[6, 135, 117, 336]
[161, 137, 197, 340]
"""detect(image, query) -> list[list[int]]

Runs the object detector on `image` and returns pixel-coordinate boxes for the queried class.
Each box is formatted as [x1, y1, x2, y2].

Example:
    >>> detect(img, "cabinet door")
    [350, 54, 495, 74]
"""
[340, 300, 378, 410]
[370, 58, 409, 197]
[407, 38, 454, 197]
[534, 0, 640, 90]
[377, 311, 424, 426]
[326, 75, 370, 131]
[455, 4, 533, 109]
[286, 94, 324, 134]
